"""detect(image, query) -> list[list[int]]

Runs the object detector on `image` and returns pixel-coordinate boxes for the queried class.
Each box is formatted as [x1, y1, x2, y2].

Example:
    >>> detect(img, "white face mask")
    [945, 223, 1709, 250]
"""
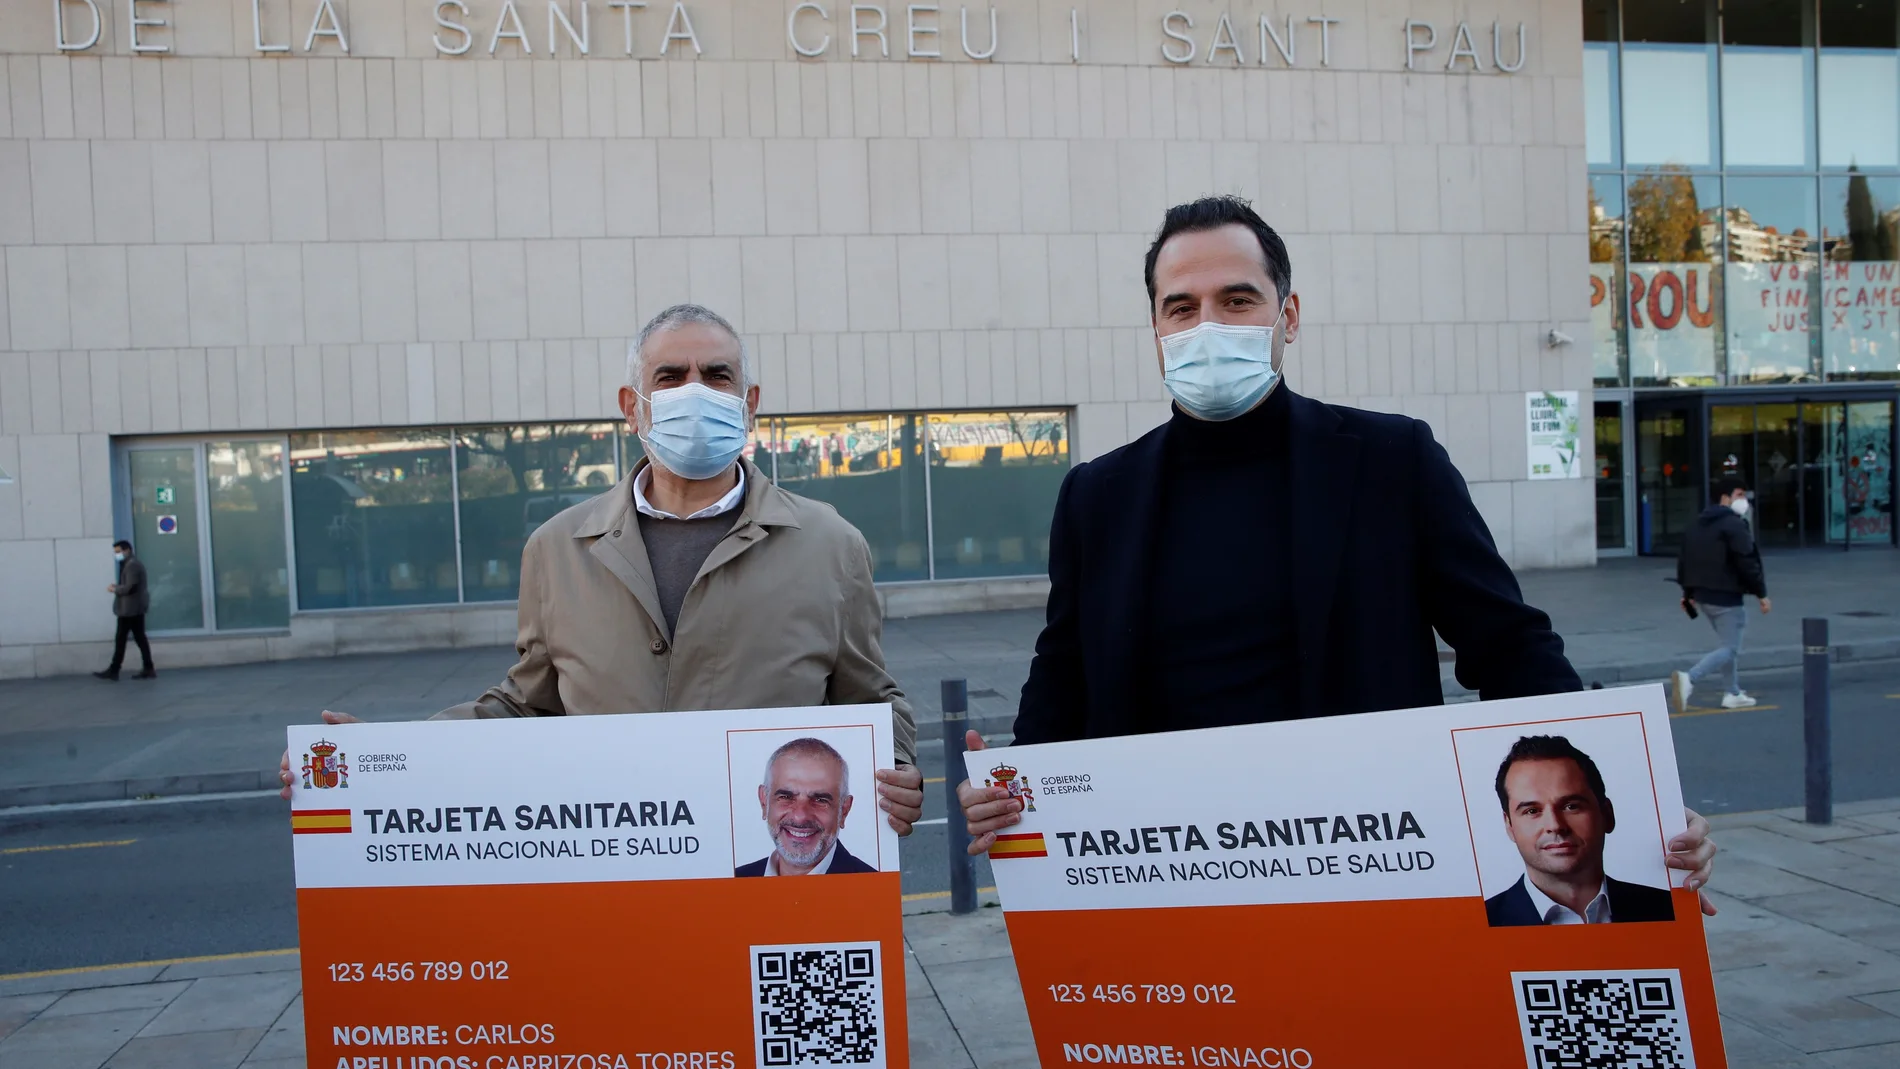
[1158, 302, 1289, 421]
[635, 382, 750, 481]
[1729, 496, 1750, 517]
[114, 552, 126, 562]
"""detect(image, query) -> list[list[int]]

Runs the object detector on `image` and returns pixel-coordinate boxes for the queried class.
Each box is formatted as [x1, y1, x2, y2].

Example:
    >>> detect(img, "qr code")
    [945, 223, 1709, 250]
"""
[1512, 970, 1695, 1069]
[751, 941, 885, 1068]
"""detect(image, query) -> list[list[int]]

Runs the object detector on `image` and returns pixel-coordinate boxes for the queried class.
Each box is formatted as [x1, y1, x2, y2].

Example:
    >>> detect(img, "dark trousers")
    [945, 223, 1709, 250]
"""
[109, 614, 153, 673]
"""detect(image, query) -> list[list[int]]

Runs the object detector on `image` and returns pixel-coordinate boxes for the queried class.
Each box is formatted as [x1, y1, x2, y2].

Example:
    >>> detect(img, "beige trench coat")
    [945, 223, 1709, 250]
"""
[434, 459, 918, 766]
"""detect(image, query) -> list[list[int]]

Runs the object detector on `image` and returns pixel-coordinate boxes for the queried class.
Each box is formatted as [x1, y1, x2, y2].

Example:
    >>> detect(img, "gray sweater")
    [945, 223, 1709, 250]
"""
[635, 512, 738, 637]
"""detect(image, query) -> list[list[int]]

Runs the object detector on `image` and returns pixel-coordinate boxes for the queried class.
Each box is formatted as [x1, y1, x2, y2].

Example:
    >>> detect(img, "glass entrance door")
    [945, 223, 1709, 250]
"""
[1636, 399, 1703, 555]
[1844, 401, 1894, 546]
[1594, 400, 1631, 551]
[127, 448, 207, 632]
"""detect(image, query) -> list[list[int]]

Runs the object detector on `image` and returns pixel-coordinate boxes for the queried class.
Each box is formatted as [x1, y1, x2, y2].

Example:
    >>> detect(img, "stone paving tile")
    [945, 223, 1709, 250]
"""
[1820, 1042, 1900, 1068]
[906, 910, 1014, 966]
[40, 981, 192, 1019]
[1830, 834, 1900, 868]
[907, 994, 975, 1069]
[0, 991, 59, 1042]
[1858, 989, 1900, 1016]
[1756, 817, 1892, 844]
[0, 966, 163, 999]
[924, 956, 1039, 1069]
[243, 995, 302, 1061]
[1716, 1015, 1813, 1068]
[104, 1027, 266, 1069]
[1752, 889, 1900, 941]
[154, 954, 299, 983]
[1701, 856, 1839, 902]
[0, 1006, 162, 1069]
[1851, 812, 1900, 834]
[137, 973, 301, 1038]
[1717, 966, 1900, 1054]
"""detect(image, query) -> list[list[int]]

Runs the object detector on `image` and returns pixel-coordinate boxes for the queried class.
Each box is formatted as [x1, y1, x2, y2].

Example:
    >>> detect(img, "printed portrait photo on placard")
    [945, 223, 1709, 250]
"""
[1452, 713, 1676, 928]
[728, 725, 882, 878]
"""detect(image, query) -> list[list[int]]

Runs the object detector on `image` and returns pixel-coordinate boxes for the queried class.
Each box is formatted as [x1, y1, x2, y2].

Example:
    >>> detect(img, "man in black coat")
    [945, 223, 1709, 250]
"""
[1484, 735, 1676, 926]
[1672, 477, 1770, 713]
[95, 540, 156, 681]
[955, 196, 1717, 909]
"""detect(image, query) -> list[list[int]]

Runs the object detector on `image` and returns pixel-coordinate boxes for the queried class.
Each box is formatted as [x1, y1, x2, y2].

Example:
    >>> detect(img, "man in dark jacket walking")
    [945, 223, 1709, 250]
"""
[1673, 477, 1768, 712]
[96, 540, 157, 681]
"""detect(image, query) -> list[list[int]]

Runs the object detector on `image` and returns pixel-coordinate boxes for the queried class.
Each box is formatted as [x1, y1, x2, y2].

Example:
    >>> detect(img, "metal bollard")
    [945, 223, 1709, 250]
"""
[1803, 618, 1832, 826]
[941, 678, 978, 915]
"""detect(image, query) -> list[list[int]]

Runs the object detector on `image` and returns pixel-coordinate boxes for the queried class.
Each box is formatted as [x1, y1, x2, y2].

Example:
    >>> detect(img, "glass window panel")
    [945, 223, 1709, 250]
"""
[1819, 53, 1900, 169]
[1583, 0, 1620, 167]
[290, 430, 457, 610]
[128, 448, 205, 632]
[206, 440, 289, 629]
[1721, 51, 1816, 169]
[1590, 175, 1627, 386]
[926, 411, 1071, 580]
[1626, 171, 1723, 386]
[1753, 403, 1802, 549]
[1724, 176, 1821, 383]
[1822, 173, 1900, 380]
[1721, 1, 1816, 169]
[456, 424, 618, 602]
[1623, 1, 1718, 169]
[776, 414, 930, 582]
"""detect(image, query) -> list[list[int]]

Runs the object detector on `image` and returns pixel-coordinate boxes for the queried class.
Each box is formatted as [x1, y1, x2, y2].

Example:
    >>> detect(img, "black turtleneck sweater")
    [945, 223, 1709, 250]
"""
[1141, 386, 1300, 731]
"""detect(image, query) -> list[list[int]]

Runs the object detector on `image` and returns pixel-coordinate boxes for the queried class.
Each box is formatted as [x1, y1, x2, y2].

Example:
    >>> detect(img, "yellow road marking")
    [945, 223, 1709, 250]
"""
[902, 886, 998, 902]
[924, 777, 945, 784]
[0, 947, 298, 983]
[0, 839, 137, 856]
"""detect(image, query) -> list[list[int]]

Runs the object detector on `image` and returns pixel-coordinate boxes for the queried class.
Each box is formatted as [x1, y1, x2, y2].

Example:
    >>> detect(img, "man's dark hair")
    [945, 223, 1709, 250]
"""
[1142, 196, 1293, 311]
[112, 540, 133, 552]
[1493, 735, 1615, 832]
[1712, 476, 1748, 501]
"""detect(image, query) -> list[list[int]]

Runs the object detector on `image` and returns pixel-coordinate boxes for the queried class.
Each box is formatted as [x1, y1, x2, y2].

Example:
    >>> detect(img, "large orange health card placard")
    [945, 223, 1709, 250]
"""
[971, 686, 1724, 1069]
[288, 705, 905, 1069]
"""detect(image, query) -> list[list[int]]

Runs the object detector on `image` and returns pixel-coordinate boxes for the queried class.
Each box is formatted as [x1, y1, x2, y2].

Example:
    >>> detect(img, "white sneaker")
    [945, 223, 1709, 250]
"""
[1671, 671, 1694, 713]
[1721, 692, 1757, 709]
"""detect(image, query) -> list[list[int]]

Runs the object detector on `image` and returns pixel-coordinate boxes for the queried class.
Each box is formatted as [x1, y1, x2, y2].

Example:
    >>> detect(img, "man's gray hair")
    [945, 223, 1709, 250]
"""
[761, 737, 850, 798]
[625, 303, 753, 390]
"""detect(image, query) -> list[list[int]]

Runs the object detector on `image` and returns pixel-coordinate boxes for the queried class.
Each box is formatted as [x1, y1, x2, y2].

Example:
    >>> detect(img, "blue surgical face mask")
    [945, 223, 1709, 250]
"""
[1158, 303, 1289, 421]
[636, 382, 750, 481]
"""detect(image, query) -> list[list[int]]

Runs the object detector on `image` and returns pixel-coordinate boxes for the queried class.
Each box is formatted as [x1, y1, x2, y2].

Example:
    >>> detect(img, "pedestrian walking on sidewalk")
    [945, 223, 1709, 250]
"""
[95, 540, 156, 681]
[1673, 477, 1769, 713]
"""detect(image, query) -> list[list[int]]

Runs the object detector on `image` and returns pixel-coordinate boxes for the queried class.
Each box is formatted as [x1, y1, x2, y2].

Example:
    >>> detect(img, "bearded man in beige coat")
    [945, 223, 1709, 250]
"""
[280, 304, 927, 835]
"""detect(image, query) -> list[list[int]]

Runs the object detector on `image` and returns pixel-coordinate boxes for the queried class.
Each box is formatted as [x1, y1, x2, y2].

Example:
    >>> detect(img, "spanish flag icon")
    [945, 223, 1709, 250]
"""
[988, 831, 1047, 859]
[291, 809, 352, 835]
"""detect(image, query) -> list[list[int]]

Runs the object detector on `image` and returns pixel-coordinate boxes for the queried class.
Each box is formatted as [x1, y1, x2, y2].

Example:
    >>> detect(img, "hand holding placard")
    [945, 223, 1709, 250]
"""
[954, 730, 1026, 855]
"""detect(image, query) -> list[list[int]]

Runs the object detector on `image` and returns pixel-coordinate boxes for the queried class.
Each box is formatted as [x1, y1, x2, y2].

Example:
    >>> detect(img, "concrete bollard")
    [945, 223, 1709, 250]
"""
[1803, 617, 1832, 826]
[941, 678, 977, 915]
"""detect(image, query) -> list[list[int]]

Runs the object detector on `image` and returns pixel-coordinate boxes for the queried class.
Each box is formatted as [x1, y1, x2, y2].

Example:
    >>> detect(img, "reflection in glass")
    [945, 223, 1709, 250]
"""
[775, 414, 930, 582]
[1709, 404, 1757, 515]
[1594, 401, 1627, 550]
[927, 412, 1070, 580]
[1821, 172, 1900, 380]
[1590, 175, 1627, 386]
[456, 424, 618, 602]
[290, 430, 458, 609]
[129, 448, 205, 632]
[1626, 170, 1722, 385]
[1583, 0, 1620, 167]
[1621, 1, 1718, 169]
[206, 440, 289, 629]
[1720, 1, 1816, 170]
[1801, 401, 1844, 543]
[1724, 176, 1820, 383]
[1820, 0, 1900, 169]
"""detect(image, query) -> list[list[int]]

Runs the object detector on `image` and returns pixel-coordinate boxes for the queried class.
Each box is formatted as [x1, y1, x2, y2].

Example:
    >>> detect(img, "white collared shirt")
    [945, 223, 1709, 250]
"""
[633, 464, 746, 521]
[762, 841, 837, 876]
[1524, 874, 1613, 925]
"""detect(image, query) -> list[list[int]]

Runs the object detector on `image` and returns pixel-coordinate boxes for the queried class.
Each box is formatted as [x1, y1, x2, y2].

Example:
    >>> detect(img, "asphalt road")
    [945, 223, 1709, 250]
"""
[3, 668, 1896, 977]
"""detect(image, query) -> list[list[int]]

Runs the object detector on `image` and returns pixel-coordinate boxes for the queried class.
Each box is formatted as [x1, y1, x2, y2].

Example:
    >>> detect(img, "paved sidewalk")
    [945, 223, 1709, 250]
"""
[0, 552, 1895, 806]
[3, 799, 1897, 1068]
